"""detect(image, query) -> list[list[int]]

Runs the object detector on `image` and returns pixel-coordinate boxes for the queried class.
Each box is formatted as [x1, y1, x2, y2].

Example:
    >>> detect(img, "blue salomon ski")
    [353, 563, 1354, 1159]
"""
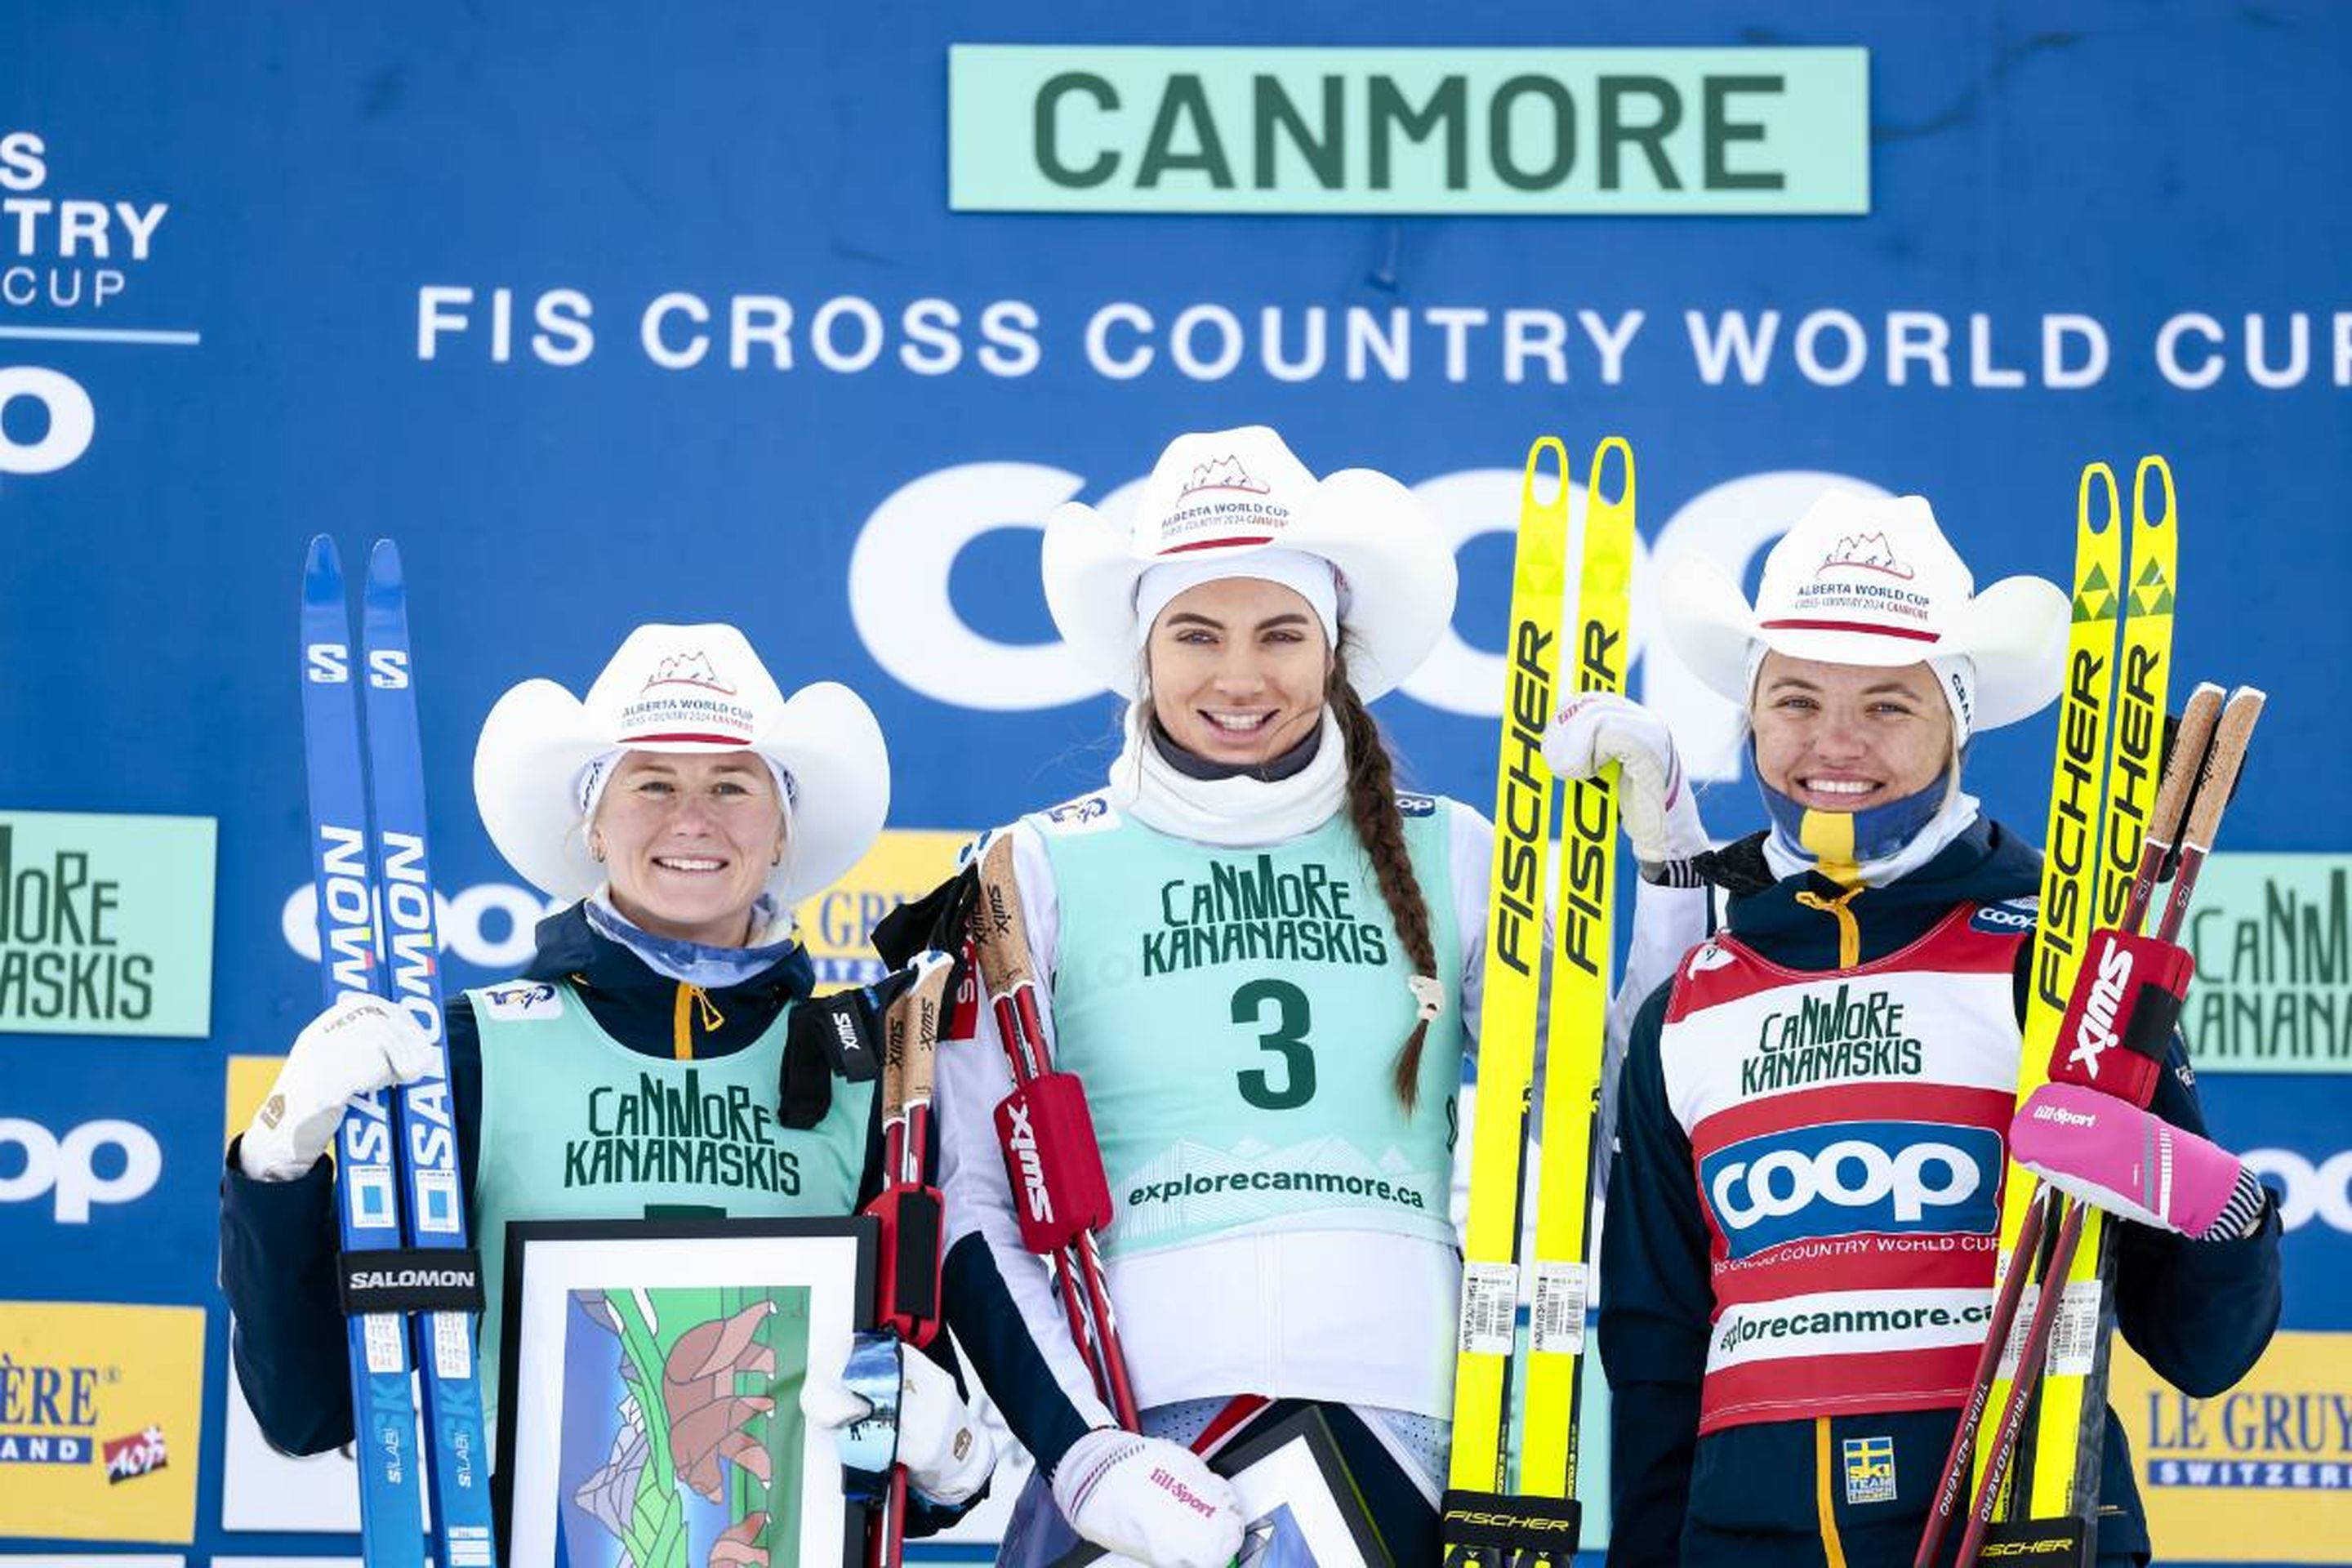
[297, 537, 497, 1568]
[363, 541, 497, 1566]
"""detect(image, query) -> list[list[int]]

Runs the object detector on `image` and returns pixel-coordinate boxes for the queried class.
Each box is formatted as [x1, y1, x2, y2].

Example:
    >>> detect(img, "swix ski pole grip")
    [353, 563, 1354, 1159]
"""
[870, 952, 954, 1348]
[2049, 929, 2189, 1109]
[2157, 687, 2265, 943]
[969, 831, 1143, 1428]
[994, 1074, 1116, 1252]
[2130, 683, 2223, 920]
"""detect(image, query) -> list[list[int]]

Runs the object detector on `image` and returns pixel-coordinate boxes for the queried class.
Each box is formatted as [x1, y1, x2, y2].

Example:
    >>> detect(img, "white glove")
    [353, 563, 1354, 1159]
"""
[238, 993, 440, 1182]
[1543, 692, 1710, 866]
[1052, 1428, 1243, 1568]
[800, 1336, 997, 1507]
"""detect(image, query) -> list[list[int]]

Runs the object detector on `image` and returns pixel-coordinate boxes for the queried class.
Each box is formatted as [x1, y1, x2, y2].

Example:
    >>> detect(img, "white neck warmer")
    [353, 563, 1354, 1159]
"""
[1760, 786, 1986, 889]
[1104, 701, 1349, 848]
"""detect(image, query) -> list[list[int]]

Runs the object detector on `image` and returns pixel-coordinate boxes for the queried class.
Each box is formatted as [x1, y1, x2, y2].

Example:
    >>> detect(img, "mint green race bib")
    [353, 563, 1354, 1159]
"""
[1034, 795, 1464, 1258]
[464, 978, 871, 1419]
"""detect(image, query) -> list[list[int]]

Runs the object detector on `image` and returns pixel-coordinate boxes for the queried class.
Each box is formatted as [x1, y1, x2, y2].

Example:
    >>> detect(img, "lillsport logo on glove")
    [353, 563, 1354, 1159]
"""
[1149, 1464, 1222, 1521]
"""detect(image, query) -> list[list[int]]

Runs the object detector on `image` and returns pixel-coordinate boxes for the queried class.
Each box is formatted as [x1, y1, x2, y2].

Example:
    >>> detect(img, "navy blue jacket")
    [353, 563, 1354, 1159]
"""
[1599, 822, 2283, 1567]
[218, 902, 979, 1535]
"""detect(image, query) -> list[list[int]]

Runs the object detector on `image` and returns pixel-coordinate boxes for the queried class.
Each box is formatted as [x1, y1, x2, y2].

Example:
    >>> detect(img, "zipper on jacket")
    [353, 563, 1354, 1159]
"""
[672, 982, 725, 1058]
[1795, 886, 1865, 969]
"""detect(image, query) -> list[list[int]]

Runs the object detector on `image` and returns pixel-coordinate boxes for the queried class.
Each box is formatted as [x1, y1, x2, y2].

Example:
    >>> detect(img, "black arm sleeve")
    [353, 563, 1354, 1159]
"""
[217, 998, 484, 1455]
[1597, 983, 1713, 1568]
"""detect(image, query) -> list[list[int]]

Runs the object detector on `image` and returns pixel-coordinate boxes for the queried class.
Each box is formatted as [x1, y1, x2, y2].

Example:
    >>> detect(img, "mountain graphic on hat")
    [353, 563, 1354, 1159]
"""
[646, 650, 734, 693]
[1183, 455, 1269, 496]
[1820, 532, 1917, 579]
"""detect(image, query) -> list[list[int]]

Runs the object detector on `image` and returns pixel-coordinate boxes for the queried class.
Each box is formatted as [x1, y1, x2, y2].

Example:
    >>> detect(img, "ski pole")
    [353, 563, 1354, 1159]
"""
[1947, 685, 2261, 1565]
[1953, 1200, 2088, 1566]
[865, 950, 956, 1568]
[1912, 685, 2221, 1565]
[969, 832, 1143, 1430]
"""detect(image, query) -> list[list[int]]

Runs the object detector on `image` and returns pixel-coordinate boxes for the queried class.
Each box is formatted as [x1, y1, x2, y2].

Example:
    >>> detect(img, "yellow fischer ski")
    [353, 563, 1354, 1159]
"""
[1970, 458, 2176, 1560]
[1444, 436, 1632, 1566]
[2023, 457, 2177, 1530]
[1523, 437, 1633, 1511]
[1446, 437, 1570, 1564]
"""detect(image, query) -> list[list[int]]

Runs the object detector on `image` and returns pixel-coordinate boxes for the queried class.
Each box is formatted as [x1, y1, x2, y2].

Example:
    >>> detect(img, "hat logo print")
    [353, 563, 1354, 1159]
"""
[1817, 532, 1917, 581]
[641, 649, 737, 697]
[1179, 454, 1271, 499]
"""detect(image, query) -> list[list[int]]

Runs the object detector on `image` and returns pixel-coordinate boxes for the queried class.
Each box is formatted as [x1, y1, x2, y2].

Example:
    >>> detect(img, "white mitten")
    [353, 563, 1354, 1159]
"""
[800, 1335, 996, 1507]
[238, 993, 440, 1181]
[1543, 692, 1710, 866]
[1052, 1428, 1243, 1568]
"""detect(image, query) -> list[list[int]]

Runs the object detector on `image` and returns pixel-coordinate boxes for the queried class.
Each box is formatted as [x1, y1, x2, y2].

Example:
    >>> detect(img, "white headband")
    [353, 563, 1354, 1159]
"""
[1131, 548, 1343, 650]
[575, 749, 797, 824]
[1744, 645, 1979, 746]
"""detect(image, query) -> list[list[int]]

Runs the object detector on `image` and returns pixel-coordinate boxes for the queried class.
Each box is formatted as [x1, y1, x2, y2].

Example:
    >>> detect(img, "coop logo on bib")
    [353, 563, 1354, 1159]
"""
[1701, 1120, 2002, 1259]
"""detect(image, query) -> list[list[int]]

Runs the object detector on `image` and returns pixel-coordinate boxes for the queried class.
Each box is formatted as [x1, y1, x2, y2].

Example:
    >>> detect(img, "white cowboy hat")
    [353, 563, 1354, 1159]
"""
[473, 623, 889, 907]
[1042, 425, 1457, 700]
[1659, 490, 2068, 733]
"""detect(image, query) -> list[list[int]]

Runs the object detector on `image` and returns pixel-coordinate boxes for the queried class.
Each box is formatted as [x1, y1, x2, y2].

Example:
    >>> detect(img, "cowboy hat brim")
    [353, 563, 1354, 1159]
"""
[1044, 468, 1457, 701]
[474, 677, 888, 908]
[1659, 552, 2068, 731]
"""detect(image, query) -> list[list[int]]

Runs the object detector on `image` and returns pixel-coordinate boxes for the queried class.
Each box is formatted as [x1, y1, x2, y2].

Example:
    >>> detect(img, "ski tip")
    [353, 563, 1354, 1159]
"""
[366, 537, 405, 590]
[2132, 454, 2177, 531]
[2075, 461, 2123, 532]
[302, 534, 343, 595]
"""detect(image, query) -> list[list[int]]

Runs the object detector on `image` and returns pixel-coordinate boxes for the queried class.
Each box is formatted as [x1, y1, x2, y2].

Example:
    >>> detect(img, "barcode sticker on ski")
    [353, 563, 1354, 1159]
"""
[363, 1312, 404, 1375]
[1532, 1262, 1588, 1355]
[433, 1312, 473, 1380]
[2045, 1278, 2104, 1378]
[1459, 1261, 1520, 1356]
[1997, 1283, 2040, 1379]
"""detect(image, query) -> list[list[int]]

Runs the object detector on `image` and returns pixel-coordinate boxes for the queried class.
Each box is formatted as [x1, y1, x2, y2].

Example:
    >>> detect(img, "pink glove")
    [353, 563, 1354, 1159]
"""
[2010, 1083, 2269, 1241]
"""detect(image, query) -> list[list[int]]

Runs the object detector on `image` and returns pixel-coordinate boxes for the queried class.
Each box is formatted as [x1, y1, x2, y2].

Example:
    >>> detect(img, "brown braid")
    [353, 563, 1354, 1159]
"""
[1325, 656, 1441, 1111]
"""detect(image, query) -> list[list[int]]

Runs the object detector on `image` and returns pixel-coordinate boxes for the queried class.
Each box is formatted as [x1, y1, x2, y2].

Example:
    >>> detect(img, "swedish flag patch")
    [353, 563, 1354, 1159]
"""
[1842, 1435, 1896, 1505]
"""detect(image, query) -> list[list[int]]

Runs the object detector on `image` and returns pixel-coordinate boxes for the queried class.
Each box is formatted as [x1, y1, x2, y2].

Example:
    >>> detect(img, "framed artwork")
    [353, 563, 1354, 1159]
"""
[1054, 1407, 1395, 1568]
[495, 1216, 876, 1568]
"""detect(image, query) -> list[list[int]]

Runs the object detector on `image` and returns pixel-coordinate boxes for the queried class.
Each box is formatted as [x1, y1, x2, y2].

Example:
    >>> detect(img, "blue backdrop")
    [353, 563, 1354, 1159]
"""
[2, 4, 2347, 1563]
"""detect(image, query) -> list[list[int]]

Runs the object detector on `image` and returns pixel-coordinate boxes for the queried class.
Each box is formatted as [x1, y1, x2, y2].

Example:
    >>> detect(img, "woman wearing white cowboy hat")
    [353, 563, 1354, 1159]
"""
[918, 425, 1692, 1567]
[220, 624, 996, 1558]
[1544, 492, 2281, 1567]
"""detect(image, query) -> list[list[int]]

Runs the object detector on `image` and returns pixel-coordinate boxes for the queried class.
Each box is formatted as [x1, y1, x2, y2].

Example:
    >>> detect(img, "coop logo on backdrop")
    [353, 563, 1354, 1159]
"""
[0, 1116, 162, 1223]
[279, 880, 568, 975]
[844, 457, 1887, 780]
[2243, 1146, 2352, 1235]
[0, 812, 216, 1038]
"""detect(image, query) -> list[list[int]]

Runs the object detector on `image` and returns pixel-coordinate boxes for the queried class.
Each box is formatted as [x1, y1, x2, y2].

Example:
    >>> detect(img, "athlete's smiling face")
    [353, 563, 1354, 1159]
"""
[1749, 653, 1953, 812]
[1146, 576, 1333, 766]
[590, 751, 786, 947]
